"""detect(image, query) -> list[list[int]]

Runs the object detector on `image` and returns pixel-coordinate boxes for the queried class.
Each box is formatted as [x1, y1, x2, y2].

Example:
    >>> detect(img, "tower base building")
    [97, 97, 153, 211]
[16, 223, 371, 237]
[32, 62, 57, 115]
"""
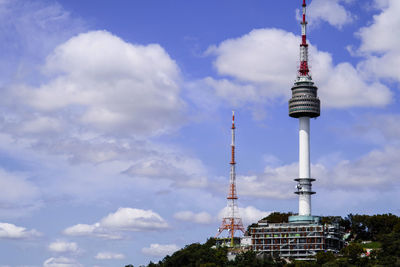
[249, 216, 344, 259]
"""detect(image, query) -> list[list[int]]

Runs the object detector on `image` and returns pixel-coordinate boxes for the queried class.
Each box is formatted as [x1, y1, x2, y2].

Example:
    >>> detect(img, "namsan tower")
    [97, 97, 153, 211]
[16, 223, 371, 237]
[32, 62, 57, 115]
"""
[216, 111, 245, 247]
[247, 1, 344, 258]
[288, 0, 320, 218]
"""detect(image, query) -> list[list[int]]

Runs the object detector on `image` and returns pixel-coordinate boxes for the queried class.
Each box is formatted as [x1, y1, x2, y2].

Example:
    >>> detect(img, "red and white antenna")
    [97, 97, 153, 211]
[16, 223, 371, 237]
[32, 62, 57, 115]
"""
[216, 111, 245, 247]
[299, 0, 310, 77]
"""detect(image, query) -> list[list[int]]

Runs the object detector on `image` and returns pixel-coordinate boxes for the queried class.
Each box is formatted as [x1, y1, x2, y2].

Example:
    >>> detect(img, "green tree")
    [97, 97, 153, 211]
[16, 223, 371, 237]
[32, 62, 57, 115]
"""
[367, 214, 399, 240]
[261, 212, 294, 223]
[315, 251, 336, 265]
[227, 251, 280, 267]
[342, 242, 364, 265]
[347, 214, 371, 240]
[148, 238, 228, 267]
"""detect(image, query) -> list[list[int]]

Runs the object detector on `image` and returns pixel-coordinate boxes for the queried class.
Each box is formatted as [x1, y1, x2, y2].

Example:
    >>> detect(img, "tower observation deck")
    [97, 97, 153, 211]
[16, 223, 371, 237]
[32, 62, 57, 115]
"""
[288, 0, 320, 119]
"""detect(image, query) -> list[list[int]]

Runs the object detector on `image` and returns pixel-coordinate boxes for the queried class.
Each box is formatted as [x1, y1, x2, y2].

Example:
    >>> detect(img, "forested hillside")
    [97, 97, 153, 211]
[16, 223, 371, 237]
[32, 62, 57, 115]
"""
[125, 213, 400, 267]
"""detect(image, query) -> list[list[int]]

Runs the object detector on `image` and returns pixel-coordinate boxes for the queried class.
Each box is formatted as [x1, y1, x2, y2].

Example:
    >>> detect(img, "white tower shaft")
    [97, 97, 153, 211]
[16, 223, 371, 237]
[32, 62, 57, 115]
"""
[299, 117, 310, 179]
[299, 117, 311, 216]
[289, 0, 318, 218]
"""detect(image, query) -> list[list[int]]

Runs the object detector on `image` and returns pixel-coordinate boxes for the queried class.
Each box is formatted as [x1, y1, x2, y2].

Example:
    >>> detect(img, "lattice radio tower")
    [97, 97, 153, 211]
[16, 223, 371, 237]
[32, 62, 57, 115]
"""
[216, 111, 245, 247]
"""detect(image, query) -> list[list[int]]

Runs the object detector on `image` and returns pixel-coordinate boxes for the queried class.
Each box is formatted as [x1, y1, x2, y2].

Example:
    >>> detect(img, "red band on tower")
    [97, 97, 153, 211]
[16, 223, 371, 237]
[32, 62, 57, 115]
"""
[299, 0, 310, 76]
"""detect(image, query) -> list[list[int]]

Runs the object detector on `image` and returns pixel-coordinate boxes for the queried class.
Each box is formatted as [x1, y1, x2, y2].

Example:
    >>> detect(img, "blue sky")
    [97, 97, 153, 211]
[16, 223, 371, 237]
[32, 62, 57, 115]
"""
[1, 0, 400, 266]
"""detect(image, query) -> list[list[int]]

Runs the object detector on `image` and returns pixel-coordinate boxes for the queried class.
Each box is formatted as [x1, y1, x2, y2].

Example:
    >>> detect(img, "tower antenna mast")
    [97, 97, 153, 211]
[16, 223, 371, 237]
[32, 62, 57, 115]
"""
[216, 111, 245, 247]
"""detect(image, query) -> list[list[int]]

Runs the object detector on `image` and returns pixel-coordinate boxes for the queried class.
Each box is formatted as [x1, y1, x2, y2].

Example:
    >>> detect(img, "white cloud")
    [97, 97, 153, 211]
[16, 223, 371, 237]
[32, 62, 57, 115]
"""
[207, 28, 297, 89]
[95, 252, 125, 260]
[0, 222, 41, 239]
[314, 61, 392, 108]
[239, 206, 271, 225]
[362, 114, 400, 143]
[43, 257, 82, 267]
[207, 28, 392, 108]
[358, 0, 400, 54]
[357, 0, 400, 82]
[62, 223, 121, 240]
[203, 77, 259, 107]
[142, 243, 180, 257]
[64, 207, 168, 239]
[100, 207, 168, 231]
[236, 164, 299, 199]
[218, 206, 271, 226]
[174, 211, 213, 224]
[20, 116, 63, 134]
[319, 146, 400, 189]
[123, 156, 208, 188]
[48, 241, 79, 253]
[14, 30, 185, 137]
[373, 0, 390, 9]
[0, 0, 85, 84]
[234, 143, 400, 201]
[0, 29, 197, 205]
[0, 168, 42, 217]
[0, 25, 202, 210]
[307, 0, 354, 28]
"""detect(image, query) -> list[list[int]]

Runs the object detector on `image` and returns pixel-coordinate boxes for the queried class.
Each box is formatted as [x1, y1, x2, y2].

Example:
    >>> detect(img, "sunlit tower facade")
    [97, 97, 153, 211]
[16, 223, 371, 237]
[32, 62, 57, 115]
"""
[288, 0, 320, 218]
[216, 111, 245, 247]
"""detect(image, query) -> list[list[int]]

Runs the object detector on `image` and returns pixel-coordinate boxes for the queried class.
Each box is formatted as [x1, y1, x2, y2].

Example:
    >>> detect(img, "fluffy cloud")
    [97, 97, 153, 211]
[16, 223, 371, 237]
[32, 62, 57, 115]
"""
[0, 222, 41, 239]
[237, 163, 299, 199]
[358, 0, 400, 54]
[63, 223, 121, 240]
[203, 78, 259, 107]
[239, 206, 271, 225]
[218, 206, 271, 226]
[0, 168, 42, 217]
[64, 207, 168, 239]
[48, 241, 79, 253]
[12, 30, 184, 137]
[207, 29, 297, 93]
[319, 146, 400, 189]
[236, 144, 400, 201]
[141, 243, 180, 257]
[94, 252, 125, 260]
[174, 211, 213, 224]
[43, 257, 82, 267]
[308, 0, 354, 28]
[207, 28, 392, 108]
[100, 207, 168, 230]
[0, 30, 187, 185]
[314, 61, 392, 108]
[123, 156, 208, 188]
[357, 0, 400, 82]
[359, 114, 400, 144]
[0, 26, 201, 211]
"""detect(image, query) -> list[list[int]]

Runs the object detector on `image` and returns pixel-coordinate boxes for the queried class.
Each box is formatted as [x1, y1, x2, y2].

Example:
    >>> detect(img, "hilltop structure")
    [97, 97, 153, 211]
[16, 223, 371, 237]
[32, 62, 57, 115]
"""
[248, 0, 344, 259]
